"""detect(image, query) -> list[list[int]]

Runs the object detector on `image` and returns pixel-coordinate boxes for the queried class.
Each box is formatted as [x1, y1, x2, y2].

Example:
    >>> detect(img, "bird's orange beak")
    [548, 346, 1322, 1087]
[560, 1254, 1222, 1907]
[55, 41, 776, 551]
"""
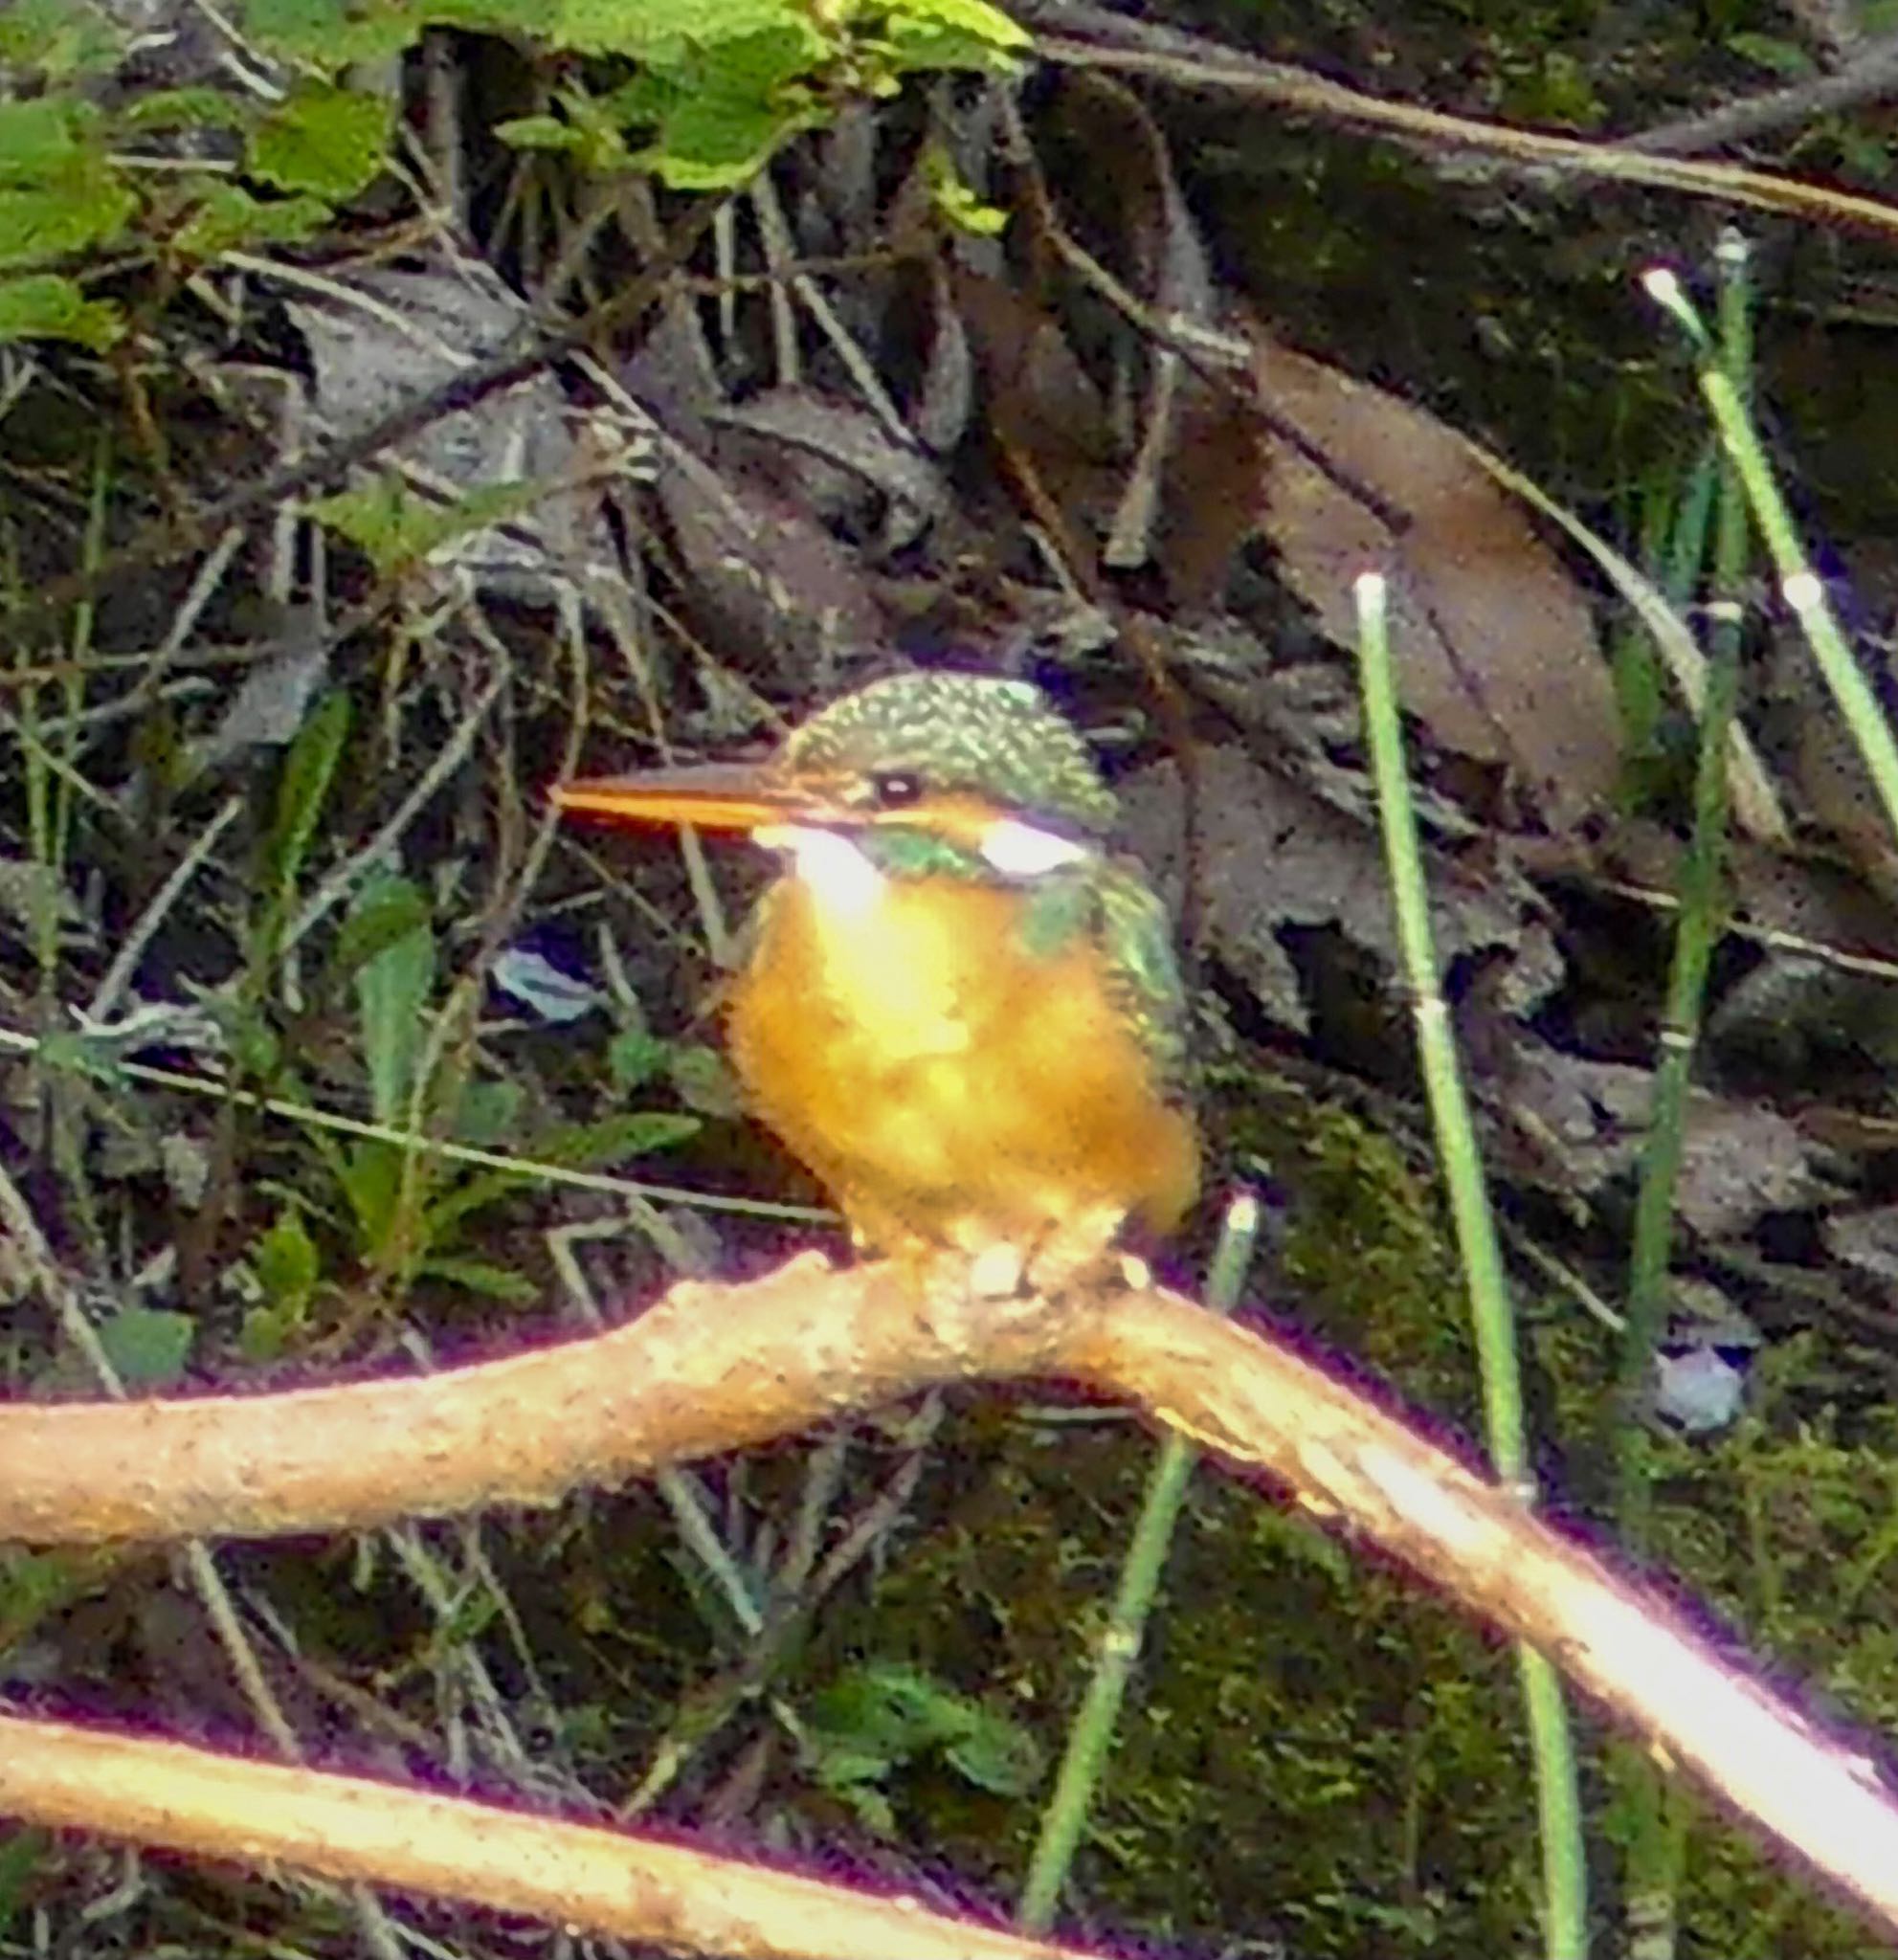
[555, 764, 832, 834]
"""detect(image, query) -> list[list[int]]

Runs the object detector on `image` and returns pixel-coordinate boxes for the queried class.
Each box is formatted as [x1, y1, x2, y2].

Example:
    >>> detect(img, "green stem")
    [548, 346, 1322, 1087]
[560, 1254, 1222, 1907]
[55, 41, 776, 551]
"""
[1652, 261, 1898, 848]
[1016, 1194, 1259, 1934]
[1354, 575, 1587, 1956]
[1617, 232, 1751, 1541]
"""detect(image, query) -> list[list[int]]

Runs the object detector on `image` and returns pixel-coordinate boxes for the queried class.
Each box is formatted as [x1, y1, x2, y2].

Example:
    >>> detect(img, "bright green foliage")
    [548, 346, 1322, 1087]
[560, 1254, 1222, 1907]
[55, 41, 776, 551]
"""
[619, 38, 830, 189]
[239, 0, 430, 69]
[605, 991, 744, 1112]
[554, 0, 808, 56]
[0, 99, 92, 182]
[119, 88, 253, 135]
[1725, 32, 1814, 76]
[0, 100, 136, 270]
[241, 1209, 323, 1361]
[0, 273, 122, 349]
[0, 0, 122, 77]
[328, 880, 434, 987]
[0, 0, 1032, 346]
[247, 81, 395, 201]
[174, 185, 334, 258]
[923, 145, 1009, 235]
[873, 0, 1030, 72]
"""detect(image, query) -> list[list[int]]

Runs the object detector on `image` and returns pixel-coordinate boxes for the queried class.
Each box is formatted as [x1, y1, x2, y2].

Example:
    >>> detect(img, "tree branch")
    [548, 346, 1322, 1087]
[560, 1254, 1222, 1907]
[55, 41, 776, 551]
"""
[4, 1254, 1898, 1930]
[0, 1710, 1099, 1960]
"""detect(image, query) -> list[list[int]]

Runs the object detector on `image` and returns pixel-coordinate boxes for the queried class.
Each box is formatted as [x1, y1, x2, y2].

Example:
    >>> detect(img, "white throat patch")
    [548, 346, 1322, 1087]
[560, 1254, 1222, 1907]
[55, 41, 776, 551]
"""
[754, 823, 884, 917]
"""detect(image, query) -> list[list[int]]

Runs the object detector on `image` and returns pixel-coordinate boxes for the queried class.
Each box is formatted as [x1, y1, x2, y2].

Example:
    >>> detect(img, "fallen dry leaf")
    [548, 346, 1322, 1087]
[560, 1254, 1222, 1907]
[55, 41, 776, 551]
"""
[1250, 332, 1619, 832]
[1496, 1041, 1826, 1236]
[1121, 746, 1559, 1032]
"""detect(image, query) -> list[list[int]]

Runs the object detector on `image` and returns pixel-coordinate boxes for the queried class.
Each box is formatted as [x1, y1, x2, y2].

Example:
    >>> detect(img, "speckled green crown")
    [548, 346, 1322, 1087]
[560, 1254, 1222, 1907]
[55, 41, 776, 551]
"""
[781, 672, 1120, 836]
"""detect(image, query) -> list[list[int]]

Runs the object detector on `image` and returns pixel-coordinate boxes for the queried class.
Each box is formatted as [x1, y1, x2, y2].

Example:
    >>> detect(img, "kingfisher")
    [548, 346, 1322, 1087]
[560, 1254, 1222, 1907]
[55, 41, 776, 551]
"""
[556, 671, 1198, 1289]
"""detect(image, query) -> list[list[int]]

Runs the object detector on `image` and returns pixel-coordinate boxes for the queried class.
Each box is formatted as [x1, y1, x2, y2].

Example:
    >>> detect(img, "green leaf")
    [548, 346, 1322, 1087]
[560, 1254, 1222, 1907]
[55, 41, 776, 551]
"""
[34, 1027, 125, 1084]
[922, 146, 1007, 237]
[0, 1828, 48, 1927]
[248, 79, 394, 200]
[451, 1076, 523, 1147]
[830, 1778, 898, 1835]
[424, 0, 546, 25]
[327, 880, 433, 989]
[254, 1208, 320, 1308]
[98, 1306, 195, 1388]
[536, 1110, 702, 1168]
[174, 183, 333, 258]
[419, 1254, 538, 1302]
[419, 1167, 525, 1242]
[873, 0, 1030, 76]
[264, 686, 350, 900]
[0, 0, 124, 78]
[0, 274, 123, 350]
[604, 21, 830, 188]
[0, 102, 135, 274]
[807, 1660, 1039, 1800]
[496, 95, 632, 173]
[0, 1547, 82, 1634]
[554, 0, 807, 56]
[607, 1024, 669, 1092]
[119, 88, 251, 135]
[493, 114, 592, 154]
[226, 1005, 281, 1080]
[241, 1210, 323, 1363]
[886, 0, 1030, 51]
[351, 874, 434, 1125]
[0, 100, 85, 183]
[308, 472, 545, 576]
[667, 1042, 745, 1117]
[641, 89, 811, 189]
[943, 1704, 1041, 1795]
[335, 1137, 401, 1245]
[241, 0, 423, 71]
[0, 169, 138, 270]
[239, 1300, 302, 1363]
[809, 1661, 963, 1759]
[1724, 32, 1814, 77]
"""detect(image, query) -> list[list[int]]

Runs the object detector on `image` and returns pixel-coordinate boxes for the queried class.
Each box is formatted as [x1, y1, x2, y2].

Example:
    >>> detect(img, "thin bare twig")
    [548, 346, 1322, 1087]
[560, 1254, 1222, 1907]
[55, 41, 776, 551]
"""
[1016, 0, 1898, 236]
[1628, 34, 1898, 154]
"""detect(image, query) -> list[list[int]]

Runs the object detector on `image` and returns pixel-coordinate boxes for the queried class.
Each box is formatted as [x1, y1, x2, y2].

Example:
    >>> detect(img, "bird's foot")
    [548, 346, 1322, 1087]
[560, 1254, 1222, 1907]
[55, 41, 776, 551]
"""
[1022, 1201, 1136, 1299]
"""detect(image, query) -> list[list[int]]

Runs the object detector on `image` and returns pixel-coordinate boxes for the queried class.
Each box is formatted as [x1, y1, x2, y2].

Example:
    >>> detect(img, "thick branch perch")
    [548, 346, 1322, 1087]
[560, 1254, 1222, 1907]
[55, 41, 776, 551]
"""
[3, 1254, 1898, 1930]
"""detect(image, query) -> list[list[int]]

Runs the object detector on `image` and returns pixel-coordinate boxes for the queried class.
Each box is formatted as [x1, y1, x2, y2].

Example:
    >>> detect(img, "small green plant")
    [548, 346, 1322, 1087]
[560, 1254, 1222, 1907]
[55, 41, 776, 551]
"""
[803, 1659, 1042, 1836]
[297, 867, 703, 1307]
[215, 700, 703, 1329]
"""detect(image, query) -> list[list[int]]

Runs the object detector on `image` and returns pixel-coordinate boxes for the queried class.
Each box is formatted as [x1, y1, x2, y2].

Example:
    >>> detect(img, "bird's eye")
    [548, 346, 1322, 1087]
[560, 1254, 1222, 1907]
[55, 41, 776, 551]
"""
[871, 770, 924, 809]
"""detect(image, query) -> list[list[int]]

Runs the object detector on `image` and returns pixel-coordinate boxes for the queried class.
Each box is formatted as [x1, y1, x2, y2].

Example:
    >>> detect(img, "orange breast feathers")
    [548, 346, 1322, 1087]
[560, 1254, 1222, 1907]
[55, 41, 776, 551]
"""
[725, 870, 1198, 1258]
